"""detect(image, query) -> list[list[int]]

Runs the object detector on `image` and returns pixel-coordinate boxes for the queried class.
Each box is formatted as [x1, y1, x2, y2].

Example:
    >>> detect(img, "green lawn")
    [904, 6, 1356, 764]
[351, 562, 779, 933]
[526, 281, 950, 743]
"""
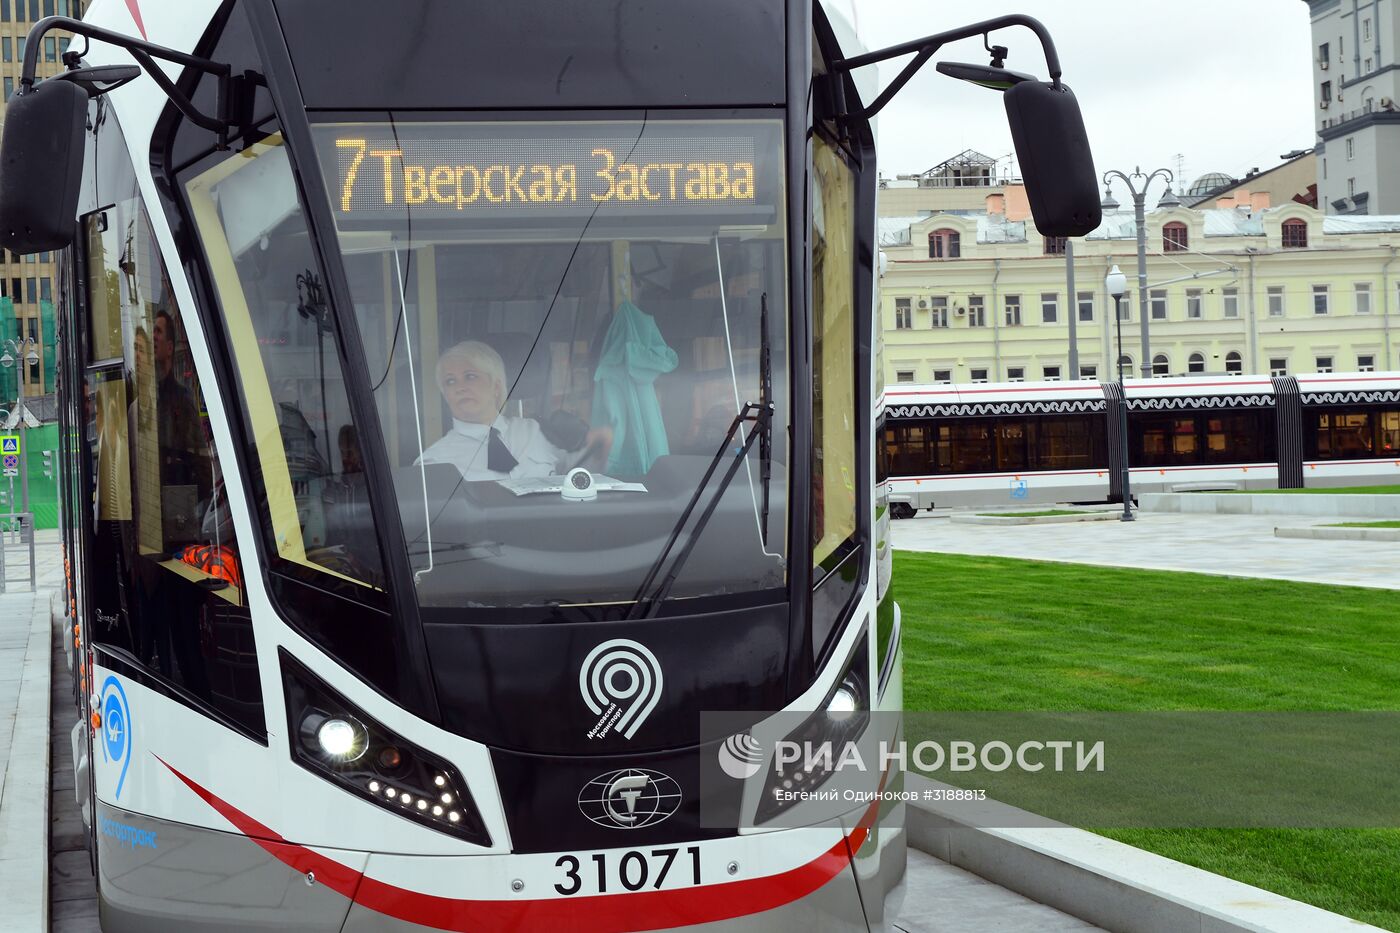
[1327, 520, 1400, 529]
[974, 509, 1086, 518]
[1231, 484, 1400, 495]
[895, 550, 1400, 929]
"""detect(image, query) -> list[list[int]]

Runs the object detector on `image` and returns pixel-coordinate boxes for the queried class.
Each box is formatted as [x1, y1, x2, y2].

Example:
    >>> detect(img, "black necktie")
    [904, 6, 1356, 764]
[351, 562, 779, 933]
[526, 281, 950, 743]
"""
[487, 428, 518, 473]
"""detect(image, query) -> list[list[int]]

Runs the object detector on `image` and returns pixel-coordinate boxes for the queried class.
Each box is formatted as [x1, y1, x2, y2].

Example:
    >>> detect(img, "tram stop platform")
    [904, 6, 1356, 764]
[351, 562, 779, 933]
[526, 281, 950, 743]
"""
[0, 528, 65, 931]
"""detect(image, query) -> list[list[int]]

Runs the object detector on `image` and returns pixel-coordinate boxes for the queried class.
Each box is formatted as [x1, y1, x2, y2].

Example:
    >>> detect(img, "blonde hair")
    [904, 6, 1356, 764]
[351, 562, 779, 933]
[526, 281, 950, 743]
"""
[436, 340, 507, 411]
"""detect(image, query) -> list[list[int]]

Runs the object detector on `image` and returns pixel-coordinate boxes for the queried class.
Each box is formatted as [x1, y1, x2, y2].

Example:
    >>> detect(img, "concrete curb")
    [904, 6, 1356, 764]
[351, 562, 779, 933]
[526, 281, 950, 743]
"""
[951, 511, 1121, 526]
[905, 774, 1384, 933]
[0, 594, 52, 932]
[1274, 525, 1400, 541]
[1142, 492, 1400, 519]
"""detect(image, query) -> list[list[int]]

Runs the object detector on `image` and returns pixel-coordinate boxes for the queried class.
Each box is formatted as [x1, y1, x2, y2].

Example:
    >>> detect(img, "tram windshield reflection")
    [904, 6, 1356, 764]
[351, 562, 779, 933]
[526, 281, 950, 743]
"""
[309, 117, 792, 611]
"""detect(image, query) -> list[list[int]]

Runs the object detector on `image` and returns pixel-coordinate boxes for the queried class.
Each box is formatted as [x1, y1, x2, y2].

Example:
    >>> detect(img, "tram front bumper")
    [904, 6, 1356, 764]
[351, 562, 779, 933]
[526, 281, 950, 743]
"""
[96, 793, 903, 933]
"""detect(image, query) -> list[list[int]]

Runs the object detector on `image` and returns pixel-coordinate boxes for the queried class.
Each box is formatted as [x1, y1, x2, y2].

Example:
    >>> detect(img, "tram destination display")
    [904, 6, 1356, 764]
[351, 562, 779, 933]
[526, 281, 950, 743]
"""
[321, 123, 773, 224]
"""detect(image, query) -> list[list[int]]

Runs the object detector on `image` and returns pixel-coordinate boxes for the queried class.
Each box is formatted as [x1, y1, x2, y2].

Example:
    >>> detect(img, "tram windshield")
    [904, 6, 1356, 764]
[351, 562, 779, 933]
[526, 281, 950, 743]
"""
[191, 116, 790, 612]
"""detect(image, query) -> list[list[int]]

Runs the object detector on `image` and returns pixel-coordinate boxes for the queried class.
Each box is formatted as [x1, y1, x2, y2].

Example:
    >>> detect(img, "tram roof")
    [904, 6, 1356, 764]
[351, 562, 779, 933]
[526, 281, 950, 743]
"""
[881, 372, 1400, 408]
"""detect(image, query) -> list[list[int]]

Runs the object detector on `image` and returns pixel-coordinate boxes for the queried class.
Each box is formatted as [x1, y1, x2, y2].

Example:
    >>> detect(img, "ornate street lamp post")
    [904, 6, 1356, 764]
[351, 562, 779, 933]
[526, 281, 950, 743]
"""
[1101, 167, 1176, 378]
[1106, 265, 1134, 522]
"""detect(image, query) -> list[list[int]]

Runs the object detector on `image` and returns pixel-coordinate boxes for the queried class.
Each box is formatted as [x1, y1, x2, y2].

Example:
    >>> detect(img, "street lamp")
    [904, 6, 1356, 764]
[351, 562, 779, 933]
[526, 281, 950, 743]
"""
[1106, 265, 1134, 522]
[1101, 166, 1175, 378]
[0, 336, 40, 513]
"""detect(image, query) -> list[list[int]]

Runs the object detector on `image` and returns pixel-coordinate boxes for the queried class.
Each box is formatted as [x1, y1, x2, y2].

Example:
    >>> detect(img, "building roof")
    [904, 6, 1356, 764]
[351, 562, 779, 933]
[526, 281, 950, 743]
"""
[878, 216, 924, 246]
[1185, 151, 1316, 208]
[1187, 172, 1235, 198]
[877, 204, 1400, 247]
[1321, 215, 1400, 234]
[1202, 209, 1265, 237]
[920, 148, 999, 177]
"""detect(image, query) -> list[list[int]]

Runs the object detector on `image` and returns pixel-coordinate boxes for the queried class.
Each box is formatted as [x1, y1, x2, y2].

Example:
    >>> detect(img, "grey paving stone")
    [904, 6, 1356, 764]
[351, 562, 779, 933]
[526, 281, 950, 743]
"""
[894, 510, 1400, 590]
[895, 849, 1103, 932]
[50, 894, 102, 933]
[49, 838, 94, 904]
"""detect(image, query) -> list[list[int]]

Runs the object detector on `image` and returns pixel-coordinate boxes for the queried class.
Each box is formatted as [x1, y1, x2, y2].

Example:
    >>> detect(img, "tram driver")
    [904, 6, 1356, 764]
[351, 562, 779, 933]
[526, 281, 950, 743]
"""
[417, 340, 611, 481]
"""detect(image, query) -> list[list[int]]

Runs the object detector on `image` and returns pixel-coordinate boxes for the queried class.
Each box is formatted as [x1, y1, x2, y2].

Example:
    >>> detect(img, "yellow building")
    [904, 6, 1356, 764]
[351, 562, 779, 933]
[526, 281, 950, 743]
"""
[0, 0, 87, 414]
[879, 191, 1400, 385]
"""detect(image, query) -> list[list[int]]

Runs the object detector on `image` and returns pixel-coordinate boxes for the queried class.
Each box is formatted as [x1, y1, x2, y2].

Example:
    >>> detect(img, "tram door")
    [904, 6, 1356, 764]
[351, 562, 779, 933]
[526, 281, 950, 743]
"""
[78, 110, 264, 745]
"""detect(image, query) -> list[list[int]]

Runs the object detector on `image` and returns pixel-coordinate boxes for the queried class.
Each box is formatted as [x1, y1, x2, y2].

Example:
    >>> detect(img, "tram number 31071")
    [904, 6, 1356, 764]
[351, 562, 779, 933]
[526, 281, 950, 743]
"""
[554, 846, 704, 895]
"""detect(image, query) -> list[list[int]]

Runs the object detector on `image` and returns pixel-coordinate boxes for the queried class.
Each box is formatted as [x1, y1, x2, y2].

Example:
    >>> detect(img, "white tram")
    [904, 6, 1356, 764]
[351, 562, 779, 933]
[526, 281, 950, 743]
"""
[881, 373, 1400, 515]
[0, 0, 1101, 928]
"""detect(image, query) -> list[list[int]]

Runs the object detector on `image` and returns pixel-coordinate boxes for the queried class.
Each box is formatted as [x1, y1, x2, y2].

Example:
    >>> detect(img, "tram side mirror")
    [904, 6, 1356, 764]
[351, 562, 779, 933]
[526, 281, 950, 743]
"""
[0, 78, 89, 255]
[1003, 80, 1101, 238]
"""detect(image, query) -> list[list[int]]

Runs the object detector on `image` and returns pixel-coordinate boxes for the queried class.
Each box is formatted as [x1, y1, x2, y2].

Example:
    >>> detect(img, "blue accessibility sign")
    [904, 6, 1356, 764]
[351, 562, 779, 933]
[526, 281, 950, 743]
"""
[1010, 479, 1029, 499]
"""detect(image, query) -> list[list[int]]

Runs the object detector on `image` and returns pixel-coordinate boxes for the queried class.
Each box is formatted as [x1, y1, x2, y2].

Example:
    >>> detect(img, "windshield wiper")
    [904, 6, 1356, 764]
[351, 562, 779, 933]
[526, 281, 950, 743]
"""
[626, 399, 774, 620]
[759, 291, 773, 548]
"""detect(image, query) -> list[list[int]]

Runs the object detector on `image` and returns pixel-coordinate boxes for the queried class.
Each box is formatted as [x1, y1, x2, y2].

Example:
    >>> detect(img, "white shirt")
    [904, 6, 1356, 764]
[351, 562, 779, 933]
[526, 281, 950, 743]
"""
[416, 416, 570, 481]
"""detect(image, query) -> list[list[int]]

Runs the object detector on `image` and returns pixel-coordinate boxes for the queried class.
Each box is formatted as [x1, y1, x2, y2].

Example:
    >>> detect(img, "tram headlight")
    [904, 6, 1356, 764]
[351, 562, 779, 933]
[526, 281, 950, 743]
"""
[280, 650, 491, 846]
[756, 635, 870, 826]
[300, 713, 366, 762]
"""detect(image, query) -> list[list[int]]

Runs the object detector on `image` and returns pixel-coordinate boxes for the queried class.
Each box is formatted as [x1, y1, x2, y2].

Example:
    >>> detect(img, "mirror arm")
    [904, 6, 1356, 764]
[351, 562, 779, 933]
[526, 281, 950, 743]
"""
[832, 14, 1063, 120]
[20, 15, 233, 145]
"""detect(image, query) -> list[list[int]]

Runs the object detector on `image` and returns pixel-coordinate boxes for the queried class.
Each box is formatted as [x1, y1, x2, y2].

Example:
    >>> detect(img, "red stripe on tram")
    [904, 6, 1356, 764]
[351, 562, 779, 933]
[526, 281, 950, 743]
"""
[123, 0, 148, 39]
[158, 756, 878, 932]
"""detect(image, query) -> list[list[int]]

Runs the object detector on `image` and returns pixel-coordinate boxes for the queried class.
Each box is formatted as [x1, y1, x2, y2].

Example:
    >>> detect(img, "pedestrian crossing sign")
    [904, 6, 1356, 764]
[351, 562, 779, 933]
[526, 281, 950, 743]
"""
[0, 435, 18, 456]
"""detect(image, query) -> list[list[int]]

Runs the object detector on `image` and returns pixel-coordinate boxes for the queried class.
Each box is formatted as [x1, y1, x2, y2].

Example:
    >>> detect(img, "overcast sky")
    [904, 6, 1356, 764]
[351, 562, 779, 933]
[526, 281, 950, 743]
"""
[852, 1, 1317, 193]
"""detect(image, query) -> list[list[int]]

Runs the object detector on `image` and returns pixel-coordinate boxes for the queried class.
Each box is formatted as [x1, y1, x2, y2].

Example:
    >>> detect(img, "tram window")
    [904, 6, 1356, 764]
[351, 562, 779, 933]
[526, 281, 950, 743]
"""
[875, 419, 889, 485]
[1202, 410, 1272, 464]
[1312, 410, 1374, 459]
[1134, 414, 1200, 466]
[208, 114, 795, 613]
[1380, 411, 1399, 453]
[887, 423, 931, 476]
[812, 135, 858, 573]
[945, 421, 995, 474]
[995, 419, 1030, 471]
[80, 162, 263, 736]
[1034, 416, 1098, 470]
[184, 136, 386, 595]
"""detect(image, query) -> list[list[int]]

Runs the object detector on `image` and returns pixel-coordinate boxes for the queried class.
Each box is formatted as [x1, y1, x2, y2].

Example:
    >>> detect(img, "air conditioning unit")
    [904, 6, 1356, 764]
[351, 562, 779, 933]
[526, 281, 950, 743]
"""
[917, 298, 928, 309]
[1320, 59, 1329, 70]
[954, 304, 967, 316]
[1383, 96, 1394, 109]
[1321, 100, 1330, 110]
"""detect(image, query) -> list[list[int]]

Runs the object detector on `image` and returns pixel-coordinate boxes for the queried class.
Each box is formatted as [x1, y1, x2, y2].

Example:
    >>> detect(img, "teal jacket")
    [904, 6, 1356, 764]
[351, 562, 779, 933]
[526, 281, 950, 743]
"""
[591, 300, 679, 475]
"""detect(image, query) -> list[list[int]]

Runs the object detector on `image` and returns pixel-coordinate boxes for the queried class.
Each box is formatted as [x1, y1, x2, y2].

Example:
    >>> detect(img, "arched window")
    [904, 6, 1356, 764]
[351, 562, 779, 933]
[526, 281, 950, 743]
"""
[1117, 354, 1133, 379]
[929, 229, 961, 259]
[1225, 351, 1243, 375]
[1282, 218, 1308, 249]
[1187, 352, 1206, 374]
[1152, 353, 1170, 377]
[1163, 221, 1188, 252]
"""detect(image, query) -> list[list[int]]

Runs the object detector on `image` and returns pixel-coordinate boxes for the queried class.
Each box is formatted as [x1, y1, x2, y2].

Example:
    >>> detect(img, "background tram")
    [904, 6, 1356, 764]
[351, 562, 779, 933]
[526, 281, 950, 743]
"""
[880, 372, 1400, 515]
[0, 0, 1101, 929]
